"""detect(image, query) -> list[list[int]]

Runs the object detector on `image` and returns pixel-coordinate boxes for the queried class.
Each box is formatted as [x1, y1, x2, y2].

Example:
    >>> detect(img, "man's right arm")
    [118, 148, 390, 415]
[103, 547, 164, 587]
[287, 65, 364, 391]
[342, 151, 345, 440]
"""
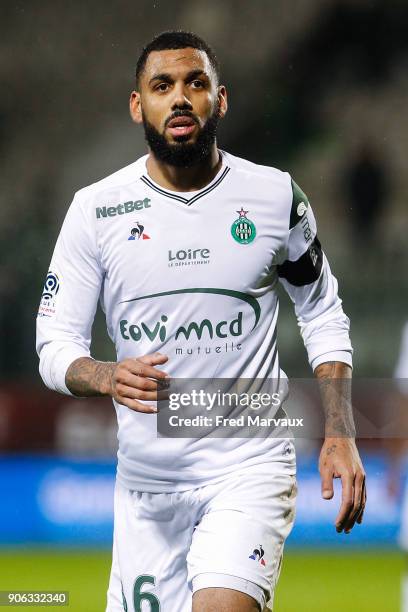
[65, 354, 169, 413]
[36, 193, 103, 395]
[36, 193, 169, 413]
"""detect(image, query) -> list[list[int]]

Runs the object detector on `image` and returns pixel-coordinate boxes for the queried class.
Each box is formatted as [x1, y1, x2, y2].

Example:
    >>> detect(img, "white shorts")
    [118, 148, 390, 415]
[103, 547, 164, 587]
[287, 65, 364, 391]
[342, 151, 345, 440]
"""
[399, 478, 408, 551]
[106, 464, 297, 611]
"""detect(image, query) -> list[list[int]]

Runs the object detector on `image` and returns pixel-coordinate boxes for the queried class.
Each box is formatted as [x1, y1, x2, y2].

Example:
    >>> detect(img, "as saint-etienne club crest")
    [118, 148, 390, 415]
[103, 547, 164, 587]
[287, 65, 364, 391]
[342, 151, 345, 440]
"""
[231, 207, 256, 244]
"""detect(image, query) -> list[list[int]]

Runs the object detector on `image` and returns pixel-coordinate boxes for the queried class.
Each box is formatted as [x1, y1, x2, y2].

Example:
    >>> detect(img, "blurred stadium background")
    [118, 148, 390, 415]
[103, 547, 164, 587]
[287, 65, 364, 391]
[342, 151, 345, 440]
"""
[1, 0, 407, 610]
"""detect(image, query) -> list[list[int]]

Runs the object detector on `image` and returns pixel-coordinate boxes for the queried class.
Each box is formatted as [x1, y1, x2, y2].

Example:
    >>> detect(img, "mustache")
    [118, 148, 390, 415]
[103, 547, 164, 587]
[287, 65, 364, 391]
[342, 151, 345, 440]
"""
[142, 104, 220, 167]
[164, 109, 199, 128]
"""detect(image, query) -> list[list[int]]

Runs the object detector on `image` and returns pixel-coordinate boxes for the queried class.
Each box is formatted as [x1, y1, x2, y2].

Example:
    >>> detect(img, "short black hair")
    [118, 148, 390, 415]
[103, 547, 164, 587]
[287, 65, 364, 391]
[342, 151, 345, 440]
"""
[135, 30, 220, 88]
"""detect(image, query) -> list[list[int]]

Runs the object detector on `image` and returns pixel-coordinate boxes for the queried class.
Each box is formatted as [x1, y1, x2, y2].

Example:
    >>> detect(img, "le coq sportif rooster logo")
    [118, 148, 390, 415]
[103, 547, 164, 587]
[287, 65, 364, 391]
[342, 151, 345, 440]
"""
[128, 221, 150, 241]
[249, 545, 266, 566]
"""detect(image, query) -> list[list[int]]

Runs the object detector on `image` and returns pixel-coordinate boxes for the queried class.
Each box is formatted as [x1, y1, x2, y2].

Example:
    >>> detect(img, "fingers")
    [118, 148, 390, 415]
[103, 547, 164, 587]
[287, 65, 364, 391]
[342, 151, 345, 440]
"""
[343, 472, 366, 533]
[113, 353, 169, 380]
[335, 471, 354, 533]
[138, 352, 169, 368]
[112, 353, 170, 414]
[126, 360, 169, 381]
[321, 466, 366, 533]
[356, 478, 367, 525]
[116, 382, 159, 401]
[115, 396, 158, 414]
[334, 470, 367, 533]
[116, 371, 164, 393]
[319, 440, 366, 534]
[115, 378, 169, 397]
[320, 468, 334, 500]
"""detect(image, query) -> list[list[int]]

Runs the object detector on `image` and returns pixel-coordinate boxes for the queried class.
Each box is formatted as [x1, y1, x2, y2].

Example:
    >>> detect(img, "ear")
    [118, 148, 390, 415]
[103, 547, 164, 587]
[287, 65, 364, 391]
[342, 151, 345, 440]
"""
[129, 91, 143, 124]
[217, 85, 228, 118]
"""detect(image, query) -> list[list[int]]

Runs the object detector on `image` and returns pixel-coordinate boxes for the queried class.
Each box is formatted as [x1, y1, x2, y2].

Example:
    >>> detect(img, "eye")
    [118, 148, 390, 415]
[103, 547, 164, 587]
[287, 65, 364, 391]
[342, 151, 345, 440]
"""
[191, 80, 204, 88]
[156, 83, 170, 92]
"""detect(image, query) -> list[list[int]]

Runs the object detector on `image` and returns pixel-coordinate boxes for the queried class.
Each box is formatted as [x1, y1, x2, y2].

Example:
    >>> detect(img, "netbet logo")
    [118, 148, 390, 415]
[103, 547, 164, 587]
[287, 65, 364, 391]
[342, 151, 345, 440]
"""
[168, 247, 210, 268]
[96, 198, 151, 219]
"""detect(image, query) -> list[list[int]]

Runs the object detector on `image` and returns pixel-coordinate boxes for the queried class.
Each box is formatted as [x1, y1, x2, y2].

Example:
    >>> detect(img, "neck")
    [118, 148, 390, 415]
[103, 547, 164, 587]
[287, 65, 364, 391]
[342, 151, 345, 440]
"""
[146, 145, 221, 192]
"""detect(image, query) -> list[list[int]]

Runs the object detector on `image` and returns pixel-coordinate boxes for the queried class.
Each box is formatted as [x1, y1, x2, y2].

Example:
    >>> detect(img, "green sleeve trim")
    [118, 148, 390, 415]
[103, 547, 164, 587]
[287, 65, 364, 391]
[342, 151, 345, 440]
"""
[289, 179, 310, 229]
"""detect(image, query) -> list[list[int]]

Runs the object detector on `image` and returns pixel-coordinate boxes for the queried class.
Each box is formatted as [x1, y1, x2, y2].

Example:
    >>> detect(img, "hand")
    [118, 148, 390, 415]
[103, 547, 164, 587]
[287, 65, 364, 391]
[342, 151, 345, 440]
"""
[110, 352, 169, 413]
[319, 437, 366, 533]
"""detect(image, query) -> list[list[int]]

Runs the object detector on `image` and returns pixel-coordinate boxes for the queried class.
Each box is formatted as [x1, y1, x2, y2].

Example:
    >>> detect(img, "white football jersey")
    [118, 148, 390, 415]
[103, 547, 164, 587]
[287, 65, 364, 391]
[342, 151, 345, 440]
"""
[36, 151, 352, 491]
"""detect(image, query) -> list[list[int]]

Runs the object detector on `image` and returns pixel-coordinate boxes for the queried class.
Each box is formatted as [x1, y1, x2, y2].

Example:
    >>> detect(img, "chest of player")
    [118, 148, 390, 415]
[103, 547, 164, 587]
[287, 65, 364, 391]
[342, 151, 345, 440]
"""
[95, 192, 288, 301]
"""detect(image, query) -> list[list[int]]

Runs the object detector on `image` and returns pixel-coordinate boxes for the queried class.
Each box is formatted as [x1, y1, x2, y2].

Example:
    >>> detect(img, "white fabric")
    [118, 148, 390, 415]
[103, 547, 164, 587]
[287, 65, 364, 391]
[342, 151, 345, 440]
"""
[395, 322, 408, 380]
[192, 574, 266, 610]
[279, 252, 352, 372]
[106, 464, 296, 612]
[36, 150, 352, 491]
[402, 573, 408, 612]
[311, 350, 352, 371]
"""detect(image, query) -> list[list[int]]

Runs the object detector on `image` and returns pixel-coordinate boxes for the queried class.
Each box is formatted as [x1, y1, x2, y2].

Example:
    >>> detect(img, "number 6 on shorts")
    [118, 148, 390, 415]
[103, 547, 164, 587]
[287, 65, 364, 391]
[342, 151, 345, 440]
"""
[133, 575, 160, 611]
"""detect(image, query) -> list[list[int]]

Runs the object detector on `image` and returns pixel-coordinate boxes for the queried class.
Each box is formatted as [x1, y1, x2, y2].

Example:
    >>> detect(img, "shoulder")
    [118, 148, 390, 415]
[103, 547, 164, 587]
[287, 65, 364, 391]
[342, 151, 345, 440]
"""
[72, 155, 148, 207]
[222, 151, 307, 228]
[222, 150, 291, 187]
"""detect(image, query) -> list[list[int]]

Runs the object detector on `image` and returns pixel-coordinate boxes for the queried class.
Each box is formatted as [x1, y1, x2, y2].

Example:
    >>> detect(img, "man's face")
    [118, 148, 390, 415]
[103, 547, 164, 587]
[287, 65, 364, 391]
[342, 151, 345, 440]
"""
[130, 48, 227, 167]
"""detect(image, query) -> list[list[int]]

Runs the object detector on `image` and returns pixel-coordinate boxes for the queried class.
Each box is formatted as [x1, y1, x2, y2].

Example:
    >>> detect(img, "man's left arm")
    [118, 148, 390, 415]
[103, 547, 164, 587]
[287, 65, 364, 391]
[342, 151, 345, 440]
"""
[314, 360, 366, 533]
[278, 177, 366, 533]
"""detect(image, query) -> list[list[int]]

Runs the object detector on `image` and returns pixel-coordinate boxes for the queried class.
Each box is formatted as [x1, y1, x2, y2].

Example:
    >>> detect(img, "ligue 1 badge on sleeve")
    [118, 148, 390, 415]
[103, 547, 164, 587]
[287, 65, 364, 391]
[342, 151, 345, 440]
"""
[231, 207, 256, 244]
[38, 271, 60, 318]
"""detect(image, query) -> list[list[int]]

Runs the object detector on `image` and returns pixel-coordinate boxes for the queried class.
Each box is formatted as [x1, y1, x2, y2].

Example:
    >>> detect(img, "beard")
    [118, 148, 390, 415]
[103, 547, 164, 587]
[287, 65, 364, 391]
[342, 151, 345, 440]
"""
[142, 104, 220, 168]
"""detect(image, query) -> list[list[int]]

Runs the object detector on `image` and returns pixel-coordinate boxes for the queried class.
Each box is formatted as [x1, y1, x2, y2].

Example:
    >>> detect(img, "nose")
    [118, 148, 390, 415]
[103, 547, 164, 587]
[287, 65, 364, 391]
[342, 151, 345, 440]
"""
[171, 83, 193, 111]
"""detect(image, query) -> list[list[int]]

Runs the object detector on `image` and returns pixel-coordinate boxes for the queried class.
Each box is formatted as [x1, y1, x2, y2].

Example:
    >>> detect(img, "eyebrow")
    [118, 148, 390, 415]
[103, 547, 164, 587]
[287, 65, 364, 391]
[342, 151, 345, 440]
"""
[148, 69, 208, 86]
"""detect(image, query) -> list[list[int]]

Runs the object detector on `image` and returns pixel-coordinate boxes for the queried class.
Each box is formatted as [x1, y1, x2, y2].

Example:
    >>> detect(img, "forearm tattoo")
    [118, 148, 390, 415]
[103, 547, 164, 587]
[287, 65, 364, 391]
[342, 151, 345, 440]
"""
[314, 361, 356, 438]
[65, 357, 116, 397]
